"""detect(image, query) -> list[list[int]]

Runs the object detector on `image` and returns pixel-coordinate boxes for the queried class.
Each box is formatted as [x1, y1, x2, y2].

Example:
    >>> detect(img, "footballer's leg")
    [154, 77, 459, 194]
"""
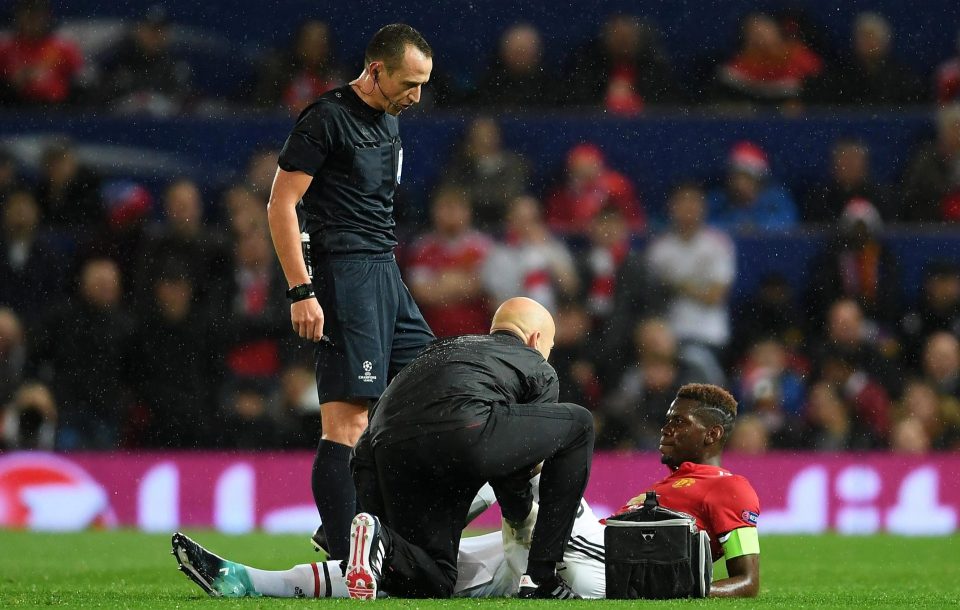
[172, 533, 348, 598]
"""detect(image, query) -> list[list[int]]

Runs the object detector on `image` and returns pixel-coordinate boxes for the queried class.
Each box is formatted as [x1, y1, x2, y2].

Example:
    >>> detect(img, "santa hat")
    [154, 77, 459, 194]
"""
[102, 180, 153, 229]
[729, 141, 769, 178]
[840, 197, 883, 233]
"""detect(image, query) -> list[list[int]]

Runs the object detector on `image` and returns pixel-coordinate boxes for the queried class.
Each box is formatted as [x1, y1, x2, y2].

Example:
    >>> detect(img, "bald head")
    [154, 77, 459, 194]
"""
[490, 297, 556, 360]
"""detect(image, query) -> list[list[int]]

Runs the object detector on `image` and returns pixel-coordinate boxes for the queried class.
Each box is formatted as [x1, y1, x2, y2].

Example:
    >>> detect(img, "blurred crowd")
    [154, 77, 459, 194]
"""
[2, 2, 960, 115]
[2, 1, 960, 454]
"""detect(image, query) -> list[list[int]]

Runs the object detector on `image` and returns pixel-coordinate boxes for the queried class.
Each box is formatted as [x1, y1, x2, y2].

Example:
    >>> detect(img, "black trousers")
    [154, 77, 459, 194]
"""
[352, 401, 594, 598]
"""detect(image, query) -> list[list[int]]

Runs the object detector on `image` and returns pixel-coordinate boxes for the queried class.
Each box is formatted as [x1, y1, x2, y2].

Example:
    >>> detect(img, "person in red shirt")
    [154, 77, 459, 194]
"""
[716, 12, 821, 106]
[544, 143, 645, 235]
[0, 0, 84, 105]
[406, 187, 493, 337]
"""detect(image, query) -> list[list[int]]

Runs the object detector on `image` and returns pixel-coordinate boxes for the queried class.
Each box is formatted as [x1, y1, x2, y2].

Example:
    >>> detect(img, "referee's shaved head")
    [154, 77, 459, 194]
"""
[490, 297, 556, 360]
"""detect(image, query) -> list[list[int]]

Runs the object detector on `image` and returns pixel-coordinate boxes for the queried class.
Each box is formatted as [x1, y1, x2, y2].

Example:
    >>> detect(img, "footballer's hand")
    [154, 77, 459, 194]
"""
[291, 298, 324, 341]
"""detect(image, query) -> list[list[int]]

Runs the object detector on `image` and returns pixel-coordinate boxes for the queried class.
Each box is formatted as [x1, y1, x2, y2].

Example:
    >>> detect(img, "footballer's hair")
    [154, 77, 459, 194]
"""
[677, 383, 738, 442]
[366, 24, 432, 70]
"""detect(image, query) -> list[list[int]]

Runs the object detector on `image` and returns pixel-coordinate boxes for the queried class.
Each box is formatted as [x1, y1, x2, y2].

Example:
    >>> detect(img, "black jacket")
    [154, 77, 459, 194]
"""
[367, 331, 559, 447]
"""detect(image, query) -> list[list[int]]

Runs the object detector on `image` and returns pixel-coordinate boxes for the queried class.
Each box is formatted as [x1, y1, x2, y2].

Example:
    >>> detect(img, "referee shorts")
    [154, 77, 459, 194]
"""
[312, 252, 434, 404]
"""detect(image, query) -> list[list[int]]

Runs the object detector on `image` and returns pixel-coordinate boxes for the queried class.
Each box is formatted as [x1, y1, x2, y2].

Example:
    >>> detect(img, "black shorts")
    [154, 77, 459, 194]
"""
[312, 252, 434, 403]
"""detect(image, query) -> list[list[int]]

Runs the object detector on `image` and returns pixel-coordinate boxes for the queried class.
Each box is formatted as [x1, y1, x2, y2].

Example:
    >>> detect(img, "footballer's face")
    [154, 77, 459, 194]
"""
[659, 398, 709, 469]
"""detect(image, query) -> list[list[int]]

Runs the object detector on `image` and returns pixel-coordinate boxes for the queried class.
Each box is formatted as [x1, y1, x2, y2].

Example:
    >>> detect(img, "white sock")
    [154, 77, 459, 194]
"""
[244, 560, 346, 598]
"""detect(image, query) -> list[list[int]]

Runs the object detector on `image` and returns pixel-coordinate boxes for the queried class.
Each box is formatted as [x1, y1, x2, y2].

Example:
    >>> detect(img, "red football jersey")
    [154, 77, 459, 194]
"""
[613, 462, 760, 560]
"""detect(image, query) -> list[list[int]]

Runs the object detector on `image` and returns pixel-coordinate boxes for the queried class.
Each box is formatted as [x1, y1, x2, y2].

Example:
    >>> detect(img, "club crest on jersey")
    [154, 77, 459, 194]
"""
[741, 510, 759, 525]
[672, 477, 696, 488]
[358, 360, 378, 383]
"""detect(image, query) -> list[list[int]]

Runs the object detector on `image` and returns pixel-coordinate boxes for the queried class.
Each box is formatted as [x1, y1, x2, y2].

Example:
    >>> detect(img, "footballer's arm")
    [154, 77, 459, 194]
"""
[709, 527, 760, 597]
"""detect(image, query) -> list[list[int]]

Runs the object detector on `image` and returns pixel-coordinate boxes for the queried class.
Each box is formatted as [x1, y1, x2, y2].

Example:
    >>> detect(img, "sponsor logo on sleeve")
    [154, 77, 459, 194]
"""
[741, 510, 759, 525]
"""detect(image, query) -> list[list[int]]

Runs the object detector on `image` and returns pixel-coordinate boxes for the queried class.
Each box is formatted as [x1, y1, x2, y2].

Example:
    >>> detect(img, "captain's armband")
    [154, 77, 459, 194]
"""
[719, 527, 760, 560]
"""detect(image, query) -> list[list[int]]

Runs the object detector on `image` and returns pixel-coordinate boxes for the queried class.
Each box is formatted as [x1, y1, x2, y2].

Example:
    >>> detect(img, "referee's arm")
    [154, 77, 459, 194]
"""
[267, 167, 324, 342]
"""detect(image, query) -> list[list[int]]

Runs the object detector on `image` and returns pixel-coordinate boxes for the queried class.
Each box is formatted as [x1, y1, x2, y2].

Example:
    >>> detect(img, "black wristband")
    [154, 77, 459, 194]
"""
[286, 283, 315, 303]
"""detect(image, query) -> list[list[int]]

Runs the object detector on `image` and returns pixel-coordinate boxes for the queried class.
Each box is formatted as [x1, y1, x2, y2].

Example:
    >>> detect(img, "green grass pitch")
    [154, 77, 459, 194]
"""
[1, 531, 957, 609]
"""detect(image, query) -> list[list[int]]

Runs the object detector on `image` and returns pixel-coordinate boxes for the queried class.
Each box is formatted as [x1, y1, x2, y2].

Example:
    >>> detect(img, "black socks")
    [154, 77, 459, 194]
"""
[311, 439, 356, 559]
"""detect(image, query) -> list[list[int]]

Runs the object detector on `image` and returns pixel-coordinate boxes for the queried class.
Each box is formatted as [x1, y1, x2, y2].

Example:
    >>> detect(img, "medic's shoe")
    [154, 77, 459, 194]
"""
[516, 573, 581, 599]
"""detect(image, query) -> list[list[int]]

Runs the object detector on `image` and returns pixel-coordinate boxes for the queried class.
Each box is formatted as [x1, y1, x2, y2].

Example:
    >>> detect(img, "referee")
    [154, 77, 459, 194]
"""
[345, 297, 594, 599]
[266, 24, 435, 560]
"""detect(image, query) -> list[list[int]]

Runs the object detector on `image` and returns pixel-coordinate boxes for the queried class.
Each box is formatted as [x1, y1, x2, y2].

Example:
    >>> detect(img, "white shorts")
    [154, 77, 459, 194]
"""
[454, 498, 606, 599]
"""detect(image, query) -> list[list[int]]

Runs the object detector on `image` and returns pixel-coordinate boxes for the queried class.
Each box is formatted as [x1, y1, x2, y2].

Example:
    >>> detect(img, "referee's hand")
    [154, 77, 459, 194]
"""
[291, 298, 325, 342]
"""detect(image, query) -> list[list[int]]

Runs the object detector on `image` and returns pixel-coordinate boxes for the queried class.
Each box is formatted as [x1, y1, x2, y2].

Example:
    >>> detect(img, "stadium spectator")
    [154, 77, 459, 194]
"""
[598, 318, 706, 450]
[128, 263, 221, 448]
[272, 362, 321, 449]
[216, 228, 290, 384]
[134, 178, 229, 310]
[564, 14, 679, 112]
[243, 148, 280, 201]
[818, 346, 893, 447]
[482, 195, 579, 313]
[219, 382, 279, 450]
[801, 381, 855, 450]
[707, 141, 798, 232]
[251, 19, 344, 113]
[27, 257, 134, 450]
[0, 189, 65, 319]
[0, 308, 26, 404]
[921, 331, 960, 402]
[95, 6, 191, 116]
[218, 183, 265, 237]
[805, 199, 902, 328]
[648, 182, 735, 371]
[730, 272, 806, 358]
[714, 12, 821, 107]
[934, 29, 960, 105]
[80, 180, 154, 297]
[0, 0, 84, 106]
[803, 12, 923, 107]
[472, 23, 556, 109]
[889, 416, 932, 454]
[575, 204, 660, 380]
[440, 117, 530, 232]
[724, 414, 769, 454]
[0, 381, 56, 451]
[899, 260, 960, 371]
[544, 143, 645, 235]
[809, 298, 898, 396]
[0, 150, 23, 201]
[901, 103, 960, 222]
[734, 337, 807, 448]
[34, 142, 103, 233]
[893, 378, 960, 451]
[548, 298, 602, 412]
[802, 138, 894, 223]
[406, 186, 493, 337]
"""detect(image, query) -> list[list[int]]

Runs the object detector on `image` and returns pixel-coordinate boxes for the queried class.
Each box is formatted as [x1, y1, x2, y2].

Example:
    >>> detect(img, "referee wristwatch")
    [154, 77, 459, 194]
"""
[286, 283, 316, 303]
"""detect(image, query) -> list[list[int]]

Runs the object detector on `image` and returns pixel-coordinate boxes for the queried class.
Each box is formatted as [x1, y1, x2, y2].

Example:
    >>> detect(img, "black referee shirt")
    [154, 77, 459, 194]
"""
[278, 84, 402, 254]
[367, 331, 560, 447]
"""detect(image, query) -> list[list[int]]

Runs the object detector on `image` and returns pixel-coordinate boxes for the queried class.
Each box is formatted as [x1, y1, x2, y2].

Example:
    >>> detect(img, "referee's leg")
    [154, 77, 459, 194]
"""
[313, 400, 368, 559]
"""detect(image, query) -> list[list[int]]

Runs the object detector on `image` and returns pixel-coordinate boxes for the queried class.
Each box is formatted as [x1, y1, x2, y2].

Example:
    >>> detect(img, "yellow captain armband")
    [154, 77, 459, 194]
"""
[719, 527, 760, 560]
